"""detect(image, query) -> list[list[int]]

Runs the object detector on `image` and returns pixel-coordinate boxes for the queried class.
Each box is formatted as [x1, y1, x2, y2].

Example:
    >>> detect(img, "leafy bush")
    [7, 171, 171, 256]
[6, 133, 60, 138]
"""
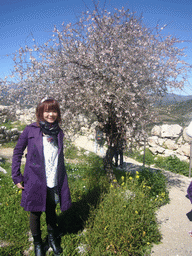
[137, 168, 169, 207]
[84, 171, 165, 255]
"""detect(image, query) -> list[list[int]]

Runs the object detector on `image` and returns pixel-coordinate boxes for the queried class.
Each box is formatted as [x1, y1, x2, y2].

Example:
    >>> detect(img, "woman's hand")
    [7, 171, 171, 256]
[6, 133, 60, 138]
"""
[16, 183, 24, 190]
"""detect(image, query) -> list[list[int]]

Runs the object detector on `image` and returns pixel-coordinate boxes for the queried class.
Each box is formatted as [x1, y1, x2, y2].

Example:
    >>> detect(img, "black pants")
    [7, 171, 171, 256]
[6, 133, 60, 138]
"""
[30, 187, 58, 236]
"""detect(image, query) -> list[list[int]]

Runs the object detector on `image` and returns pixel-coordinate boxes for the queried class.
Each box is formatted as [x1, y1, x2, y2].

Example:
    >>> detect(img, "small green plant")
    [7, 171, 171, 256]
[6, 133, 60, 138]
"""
[126, 148, 155, 166]
[84, 171, 165, 255]
[0, 173, 30, 255]
[0, 141, 17, 148]
[155, 155, 189, 176]
[137, 168, 169, 207]
[128, 148, 190, 177]
[65, 142, 80, 159]
[1, 121, 26, 131]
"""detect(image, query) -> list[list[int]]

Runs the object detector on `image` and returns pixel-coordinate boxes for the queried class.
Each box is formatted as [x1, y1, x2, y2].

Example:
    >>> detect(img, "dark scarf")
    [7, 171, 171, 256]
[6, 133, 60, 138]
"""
[39, 121, 60, 145]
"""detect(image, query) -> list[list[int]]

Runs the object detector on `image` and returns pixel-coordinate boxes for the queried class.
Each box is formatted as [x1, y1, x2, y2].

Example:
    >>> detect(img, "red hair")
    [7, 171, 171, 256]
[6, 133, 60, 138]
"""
[36, 98, 61, 125]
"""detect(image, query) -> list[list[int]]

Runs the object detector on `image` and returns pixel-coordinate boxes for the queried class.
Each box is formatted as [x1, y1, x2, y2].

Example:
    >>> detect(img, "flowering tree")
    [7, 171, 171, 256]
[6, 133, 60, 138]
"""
[3, 5, 191, 175]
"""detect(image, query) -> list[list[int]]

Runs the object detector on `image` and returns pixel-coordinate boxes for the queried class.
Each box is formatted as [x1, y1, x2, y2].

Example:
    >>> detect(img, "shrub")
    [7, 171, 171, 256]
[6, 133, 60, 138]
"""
[84, 172, 164, 255]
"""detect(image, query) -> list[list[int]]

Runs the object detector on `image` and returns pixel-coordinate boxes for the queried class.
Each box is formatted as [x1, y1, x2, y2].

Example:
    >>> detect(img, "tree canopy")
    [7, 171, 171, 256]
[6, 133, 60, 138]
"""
[2, 4, 191, 168]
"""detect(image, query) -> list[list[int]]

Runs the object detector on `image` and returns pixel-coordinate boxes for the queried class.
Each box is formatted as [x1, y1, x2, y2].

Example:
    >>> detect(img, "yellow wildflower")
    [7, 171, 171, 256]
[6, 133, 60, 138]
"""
[136, 175, 139, 179]
[121, 176, 125, 181]
[135, 211, 138, 214]
[129, 177, 133, 180]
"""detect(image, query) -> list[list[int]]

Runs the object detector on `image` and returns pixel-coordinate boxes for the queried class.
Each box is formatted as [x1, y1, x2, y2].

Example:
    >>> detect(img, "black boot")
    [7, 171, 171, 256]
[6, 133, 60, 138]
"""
[33, 234, 45, 256]
[48, 230, 63, 256]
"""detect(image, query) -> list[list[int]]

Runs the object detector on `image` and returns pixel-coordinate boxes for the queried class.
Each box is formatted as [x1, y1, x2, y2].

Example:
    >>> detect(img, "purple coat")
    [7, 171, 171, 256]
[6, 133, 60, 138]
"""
[187, 181, 192, 204]
[12, 123, 72, 212]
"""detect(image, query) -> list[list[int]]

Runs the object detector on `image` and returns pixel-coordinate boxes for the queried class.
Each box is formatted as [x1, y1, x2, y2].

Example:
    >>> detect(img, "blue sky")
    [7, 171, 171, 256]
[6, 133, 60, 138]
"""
[0, 0, 192, 95]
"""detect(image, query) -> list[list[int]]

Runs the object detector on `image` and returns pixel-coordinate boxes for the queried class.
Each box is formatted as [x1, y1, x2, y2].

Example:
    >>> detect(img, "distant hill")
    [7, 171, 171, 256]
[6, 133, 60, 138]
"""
[154, 94, 192, 126]
[158, 93, 192, 105]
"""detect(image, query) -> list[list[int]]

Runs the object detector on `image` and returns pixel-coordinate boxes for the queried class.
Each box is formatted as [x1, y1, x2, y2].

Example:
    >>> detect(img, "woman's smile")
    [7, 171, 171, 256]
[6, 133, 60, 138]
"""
[43, 110, 58, 123]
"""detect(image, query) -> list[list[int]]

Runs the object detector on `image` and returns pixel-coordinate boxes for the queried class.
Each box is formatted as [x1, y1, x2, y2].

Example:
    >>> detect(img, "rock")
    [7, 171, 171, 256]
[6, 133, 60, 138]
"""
[151, 125, 161, 136]
[175, 154, 189, 162]
[158, 138, 167, 146]
[149, 146, 165, 155]
[15, 108, 35, 124]
[177, 136, 184, 145]
[164, 139, 178, 150]
[183, 127, 192, 143]
[11, 128, 19, 134]
[160, 124, 183, 138]
[0, 166, 7, 174]
[148, 136, 159, 147]
[163, 149, 175, 157]
[176, 143, 190, 157]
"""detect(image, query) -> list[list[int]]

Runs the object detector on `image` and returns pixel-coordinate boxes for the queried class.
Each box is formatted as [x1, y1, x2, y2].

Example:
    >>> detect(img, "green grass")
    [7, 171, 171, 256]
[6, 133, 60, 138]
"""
[0, 143, 169, 255]
[0, 141, 17, 148]
[1, 121, 26, 131]
[128, 148, 190, 177]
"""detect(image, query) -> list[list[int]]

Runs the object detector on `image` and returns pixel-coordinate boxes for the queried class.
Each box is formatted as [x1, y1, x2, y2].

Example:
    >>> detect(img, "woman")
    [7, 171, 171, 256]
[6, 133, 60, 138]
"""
[12, 98, 72, 256]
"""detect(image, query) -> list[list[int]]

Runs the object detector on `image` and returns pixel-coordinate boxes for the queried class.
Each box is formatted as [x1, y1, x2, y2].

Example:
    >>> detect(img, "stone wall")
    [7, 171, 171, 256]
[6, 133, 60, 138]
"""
[0, 104, 192, 162]
[0, 105, 14, 123]
[15, 108, 35, 124]
[0, 106, 35, 144]
[147, 124, 192, 162]
[0, 126, 21, 144]
[0, 105, 35, 125]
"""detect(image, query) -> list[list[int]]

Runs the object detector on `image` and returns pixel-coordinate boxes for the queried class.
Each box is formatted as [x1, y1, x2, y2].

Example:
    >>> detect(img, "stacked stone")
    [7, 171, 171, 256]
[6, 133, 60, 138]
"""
[148, 124, 192, 162]
[0, 126, 21, 144]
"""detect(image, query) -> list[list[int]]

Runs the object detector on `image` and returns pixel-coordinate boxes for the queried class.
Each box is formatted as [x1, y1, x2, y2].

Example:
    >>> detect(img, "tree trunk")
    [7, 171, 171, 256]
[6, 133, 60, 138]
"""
[104, 145, 116, 182]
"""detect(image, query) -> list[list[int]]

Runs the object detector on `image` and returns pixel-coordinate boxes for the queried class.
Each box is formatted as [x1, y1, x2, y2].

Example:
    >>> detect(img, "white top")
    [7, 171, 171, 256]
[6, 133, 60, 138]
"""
[43, 135, 58, 188]
[186, 121, 192, 138]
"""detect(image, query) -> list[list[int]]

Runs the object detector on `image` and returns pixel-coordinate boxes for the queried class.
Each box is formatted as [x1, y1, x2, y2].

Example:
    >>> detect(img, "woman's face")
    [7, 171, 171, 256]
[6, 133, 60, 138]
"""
[43, 109, 58, 123]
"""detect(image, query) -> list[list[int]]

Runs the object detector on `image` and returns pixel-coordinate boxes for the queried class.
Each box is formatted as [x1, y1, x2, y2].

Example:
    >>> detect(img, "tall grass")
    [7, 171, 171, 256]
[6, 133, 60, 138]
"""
[0, 144, 169, 255]
[129, 148, 190, 177]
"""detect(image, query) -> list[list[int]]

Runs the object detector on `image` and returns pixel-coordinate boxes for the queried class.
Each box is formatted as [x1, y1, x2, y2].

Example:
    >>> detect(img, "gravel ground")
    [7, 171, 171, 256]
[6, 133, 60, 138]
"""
[1, 135, 192, 255]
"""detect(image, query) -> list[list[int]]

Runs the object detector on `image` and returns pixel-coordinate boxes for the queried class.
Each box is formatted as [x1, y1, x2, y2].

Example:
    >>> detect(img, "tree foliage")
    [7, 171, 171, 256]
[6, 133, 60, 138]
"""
[2, 4, 191, 170]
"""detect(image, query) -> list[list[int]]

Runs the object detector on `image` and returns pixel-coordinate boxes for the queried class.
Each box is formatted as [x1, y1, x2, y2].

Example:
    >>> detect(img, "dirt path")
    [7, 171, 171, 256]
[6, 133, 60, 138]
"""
[1, 136, 192, 255]
[0, 147, 14, 161]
